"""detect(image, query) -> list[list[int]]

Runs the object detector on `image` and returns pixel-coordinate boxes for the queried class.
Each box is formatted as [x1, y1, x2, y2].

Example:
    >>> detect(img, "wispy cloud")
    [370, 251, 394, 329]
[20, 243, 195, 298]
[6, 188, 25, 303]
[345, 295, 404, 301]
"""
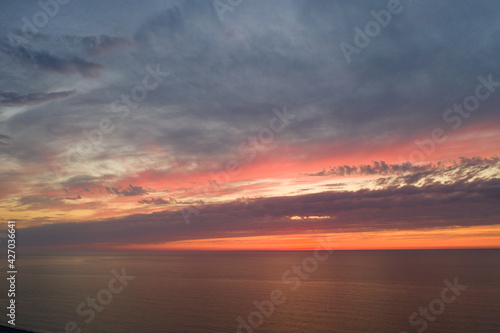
[0, 90, 75, 106]
[0, 40, 103, 77]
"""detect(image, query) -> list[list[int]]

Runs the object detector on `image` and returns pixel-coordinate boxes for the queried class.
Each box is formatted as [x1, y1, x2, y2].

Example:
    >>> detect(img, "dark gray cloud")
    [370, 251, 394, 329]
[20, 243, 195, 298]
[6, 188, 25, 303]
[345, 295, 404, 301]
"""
[0, 133, 11, 144]
[105, 184, 149, 196]
[17, 196, 56, 207]
[138, 197, 176, 205]
[0, 38, 103, 77]
[1, 1, 499, 169]
[61, 175, 101, 189]
[64, 195, 81, 200]
[107, 0, 500, 161]
[307, 156, 500, 178]
[69, 35, 132, 57]
[0, 90, 75, 106]
[15, 194, 82, 209]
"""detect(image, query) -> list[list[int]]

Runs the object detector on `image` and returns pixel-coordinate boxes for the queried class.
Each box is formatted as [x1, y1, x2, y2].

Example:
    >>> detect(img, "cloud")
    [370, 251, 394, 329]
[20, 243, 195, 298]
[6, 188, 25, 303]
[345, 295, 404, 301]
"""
[2, 1, 499, 173]
[307, 156, 500, 178]
[0, 90, 76, 106]
[64, 195, 82, 200]
[76, 35, 132, 56]
[19, 172, 500, 247]
[134, 5, 184, 43]
[0, 133, 11, 144]
[385, 156, 500, 187]
[105, 184, 149, 196]
[17, 196, 59, 207]
[62, 175, 101, 189]
[138, 197, 176, 205]
[307, 160, 415, 177]
[0, 39, 103, 77]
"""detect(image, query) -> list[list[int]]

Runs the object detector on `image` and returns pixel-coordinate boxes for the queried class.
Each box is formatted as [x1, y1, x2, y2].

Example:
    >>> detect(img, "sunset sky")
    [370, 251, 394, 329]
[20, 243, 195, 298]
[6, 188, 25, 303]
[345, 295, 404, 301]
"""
[1, 0, 499, 251]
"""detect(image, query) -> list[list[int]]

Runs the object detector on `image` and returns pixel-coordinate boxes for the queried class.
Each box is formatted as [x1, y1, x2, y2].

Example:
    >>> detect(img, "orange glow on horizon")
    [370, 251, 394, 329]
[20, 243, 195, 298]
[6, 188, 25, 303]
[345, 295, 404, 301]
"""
[101, 225, 500, 251]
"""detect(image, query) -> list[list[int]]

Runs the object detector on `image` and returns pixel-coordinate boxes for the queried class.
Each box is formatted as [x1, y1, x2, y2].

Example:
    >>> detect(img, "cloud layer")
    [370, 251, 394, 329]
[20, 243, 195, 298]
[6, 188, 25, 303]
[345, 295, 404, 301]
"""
[18, 160, 500, 247]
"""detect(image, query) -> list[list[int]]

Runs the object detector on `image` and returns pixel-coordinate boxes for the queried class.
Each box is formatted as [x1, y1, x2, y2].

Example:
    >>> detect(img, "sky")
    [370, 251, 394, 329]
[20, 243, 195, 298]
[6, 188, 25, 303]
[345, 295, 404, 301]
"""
[0, 0, 499, 251]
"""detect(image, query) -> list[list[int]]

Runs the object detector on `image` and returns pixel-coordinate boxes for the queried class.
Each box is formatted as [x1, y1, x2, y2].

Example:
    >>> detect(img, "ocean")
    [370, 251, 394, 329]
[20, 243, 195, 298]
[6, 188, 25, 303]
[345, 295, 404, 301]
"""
[2, 250, 499, 332]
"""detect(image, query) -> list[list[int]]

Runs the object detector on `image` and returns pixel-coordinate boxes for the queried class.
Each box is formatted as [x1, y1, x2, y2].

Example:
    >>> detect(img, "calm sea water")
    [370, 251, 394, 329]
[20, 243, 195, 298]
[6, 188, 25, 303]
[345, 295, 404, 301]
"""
[1, 250, 499, 333]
